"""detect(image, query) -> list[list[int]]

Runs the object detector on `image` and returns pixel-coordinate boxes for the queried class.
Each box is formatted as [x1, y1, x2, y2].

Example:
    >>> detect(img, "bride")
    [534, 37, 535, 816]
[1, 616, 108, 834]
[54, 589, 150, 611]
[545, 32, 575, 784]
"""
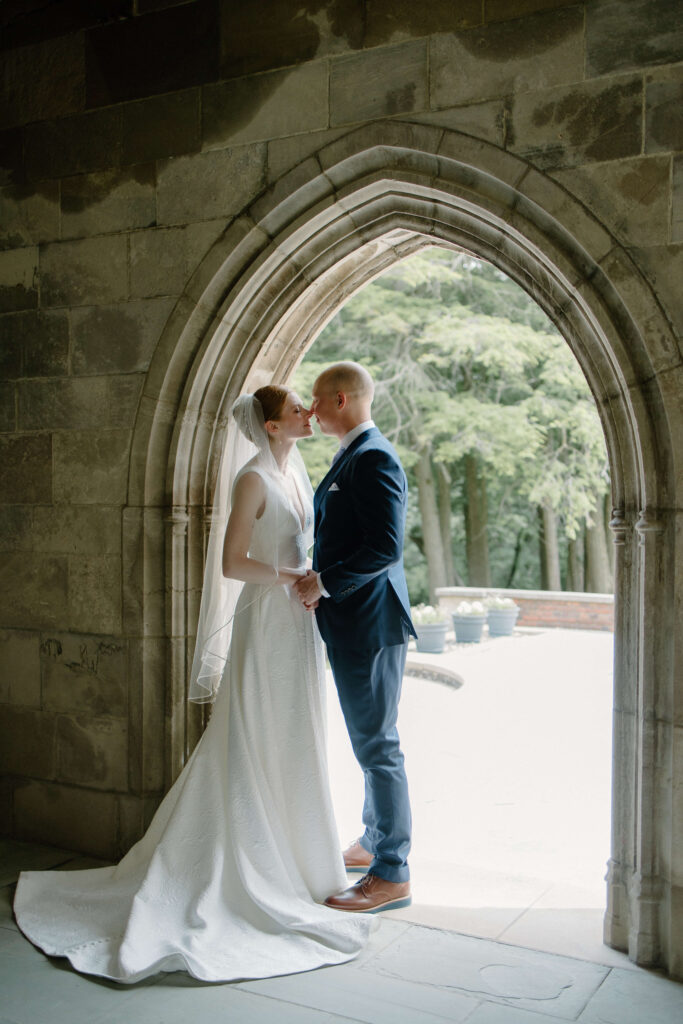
[13, 385, 375, 984]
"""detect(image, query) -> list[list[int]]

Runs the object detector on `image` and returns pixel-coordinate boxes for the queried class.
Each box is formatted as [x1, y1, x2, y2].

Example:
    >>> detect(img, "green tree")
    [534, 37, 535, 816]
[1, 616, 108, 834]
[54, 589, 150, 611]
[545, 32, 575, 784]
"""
[291, 248, 611, 601]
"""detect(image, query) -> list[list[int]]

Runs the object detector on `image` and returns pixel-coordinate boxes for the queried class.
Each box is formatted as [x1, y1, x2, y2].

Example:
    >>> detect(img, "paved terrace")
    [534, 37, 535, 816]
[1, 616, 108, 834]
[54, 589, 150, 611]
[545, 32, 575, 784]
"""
[2, 628, 682, 1022]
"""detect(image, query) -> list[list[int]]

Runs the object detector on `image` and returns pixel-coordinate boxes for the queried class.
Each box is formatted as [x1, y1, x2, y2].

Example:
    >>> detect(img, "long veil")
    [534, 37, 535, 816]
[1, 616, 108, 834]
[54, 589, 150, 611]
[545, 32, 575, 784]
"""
[188, 393, 313, 703]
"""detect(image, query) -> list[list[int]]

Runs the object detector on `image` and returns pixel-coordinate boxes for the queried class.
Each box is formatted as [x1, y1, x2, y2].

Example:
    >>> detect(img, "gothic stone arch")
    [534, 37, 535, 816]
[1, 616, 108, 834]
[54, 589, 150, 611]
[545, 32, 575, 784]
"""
[127, 123, 682, 976]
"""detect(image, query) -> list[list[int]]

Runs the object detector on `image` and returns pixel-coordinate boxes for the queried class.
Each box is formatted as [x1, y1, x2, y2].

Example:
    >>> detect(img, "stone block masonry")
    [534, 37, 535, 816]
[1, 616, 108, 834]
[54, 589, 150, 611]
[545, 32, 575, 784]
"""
[0, 1, 681, 979]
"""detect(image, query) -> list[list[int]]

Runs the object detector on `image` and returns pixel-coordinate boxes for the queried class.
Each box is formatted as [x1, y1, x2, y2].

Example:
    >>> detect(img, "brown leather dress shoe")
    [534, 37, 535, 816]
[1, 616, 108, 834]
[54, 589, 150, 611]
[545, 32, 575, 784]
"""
[324, 873, 411, 913]
[342, 838, 374, 873]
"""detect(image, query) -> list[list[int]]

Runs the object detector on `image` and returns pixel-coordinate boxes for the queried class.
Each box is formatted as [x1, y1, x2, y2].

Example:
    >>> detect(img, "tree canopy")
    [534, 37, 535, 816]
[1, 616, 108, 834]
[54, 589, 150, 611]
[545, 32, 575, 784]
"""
[291, 248, 612, 602]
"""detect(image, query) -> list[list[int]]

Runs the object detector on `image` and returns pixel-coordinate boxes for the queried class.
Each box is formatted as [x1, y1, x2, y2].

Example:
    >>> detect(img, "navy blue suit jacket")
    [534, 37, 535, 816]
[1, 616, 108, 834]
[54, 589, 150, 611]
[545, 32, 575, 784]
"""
[313, 427, 416, 650]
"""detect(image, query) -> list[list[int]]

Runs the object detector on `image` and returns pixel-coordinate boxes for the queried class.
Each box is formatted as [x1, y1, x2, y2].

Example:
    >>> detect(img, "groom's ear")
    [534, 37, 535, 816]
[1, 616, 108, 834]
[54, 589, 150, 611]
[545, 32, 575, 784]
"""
[337, 392, 346, 409]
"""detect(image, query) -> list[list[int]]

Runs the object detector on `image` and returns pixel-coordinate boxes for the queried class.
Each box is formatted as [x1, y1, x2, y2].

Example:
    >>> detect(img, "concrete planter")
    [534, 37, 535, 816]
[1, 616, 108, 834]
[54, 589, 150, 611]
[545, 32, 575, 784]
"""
[487, 607, 520, 637]
[451, 614, 487, 643]
[414, 621, 449, 654]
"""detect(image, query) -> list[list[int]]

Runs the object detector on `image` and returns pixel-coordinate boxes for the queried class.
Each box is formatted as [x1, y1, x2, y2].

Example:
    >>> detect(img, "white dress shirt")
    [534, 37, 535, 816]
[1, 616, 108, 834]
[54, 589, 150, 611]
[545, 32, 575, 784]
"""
[317, 421, 375, 599]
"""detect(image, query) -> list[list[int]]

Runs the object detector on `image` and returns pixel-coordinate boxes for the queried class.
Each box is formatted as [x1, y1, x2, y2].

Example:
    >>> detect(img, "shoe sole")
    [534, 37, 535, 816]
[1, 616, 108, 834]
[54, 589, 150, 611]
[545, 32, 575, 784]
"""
[364, 896, 412, 914]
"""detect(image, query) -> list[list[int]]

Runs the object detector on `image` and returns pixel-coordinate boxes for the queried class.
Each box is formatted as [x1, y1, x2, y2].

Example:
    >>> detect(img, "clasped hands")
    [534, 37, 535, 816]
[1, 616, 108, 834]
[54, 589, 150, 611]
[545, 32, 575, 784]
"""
[292, 569, 322, 611]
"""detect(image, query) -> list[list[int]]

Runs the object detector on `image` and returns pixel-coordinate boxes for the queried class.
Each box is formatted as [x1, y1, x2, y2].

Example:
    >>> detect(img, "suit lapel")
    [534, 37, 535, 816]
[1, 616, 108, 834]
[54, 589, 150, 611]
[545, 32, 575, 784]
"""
[314, 428, 379, 511]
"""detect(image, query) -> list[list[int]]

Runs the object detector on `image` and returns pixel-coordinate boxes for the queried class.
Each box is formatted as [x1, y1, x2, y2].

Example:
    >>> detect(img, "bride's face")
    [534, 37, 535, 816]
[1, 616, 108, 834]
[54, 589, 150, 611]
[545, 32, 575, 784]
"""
[272, 393, 313, 441]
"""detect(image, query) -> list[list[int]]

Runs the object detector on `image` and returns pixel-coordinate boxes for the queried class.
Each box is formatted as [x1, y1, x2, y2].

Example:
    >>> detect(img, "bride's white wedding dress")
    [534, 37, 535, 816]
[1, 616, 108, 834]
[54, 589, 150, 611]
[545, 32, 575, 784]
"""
[14, 462, 374, 983]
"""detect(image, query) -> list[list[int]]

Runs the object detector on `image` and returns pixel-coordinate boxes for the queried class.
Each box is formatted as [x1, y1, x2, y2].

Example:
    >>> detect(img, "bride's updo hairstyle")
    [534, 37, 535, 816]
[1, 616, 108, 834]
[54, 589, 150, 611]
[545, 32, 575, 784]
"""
[253, 384, 291, 423]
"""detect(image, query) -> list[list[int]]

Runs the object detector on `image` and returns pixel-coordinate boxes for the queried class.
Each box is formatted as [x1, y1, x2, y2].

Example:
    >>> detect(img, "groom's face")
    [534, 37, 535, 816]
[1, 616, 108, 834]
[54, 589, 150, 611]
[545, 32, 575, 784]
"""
[310, 382, 341, 436]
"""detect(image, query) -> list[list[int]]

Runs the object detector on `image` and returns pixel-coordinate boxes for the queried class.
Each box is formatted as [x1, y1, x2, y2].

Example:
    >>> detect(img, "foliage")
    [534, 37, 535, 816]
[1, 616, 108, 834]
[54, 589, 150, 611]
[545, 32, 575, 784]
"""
[291, 248, 610, 602]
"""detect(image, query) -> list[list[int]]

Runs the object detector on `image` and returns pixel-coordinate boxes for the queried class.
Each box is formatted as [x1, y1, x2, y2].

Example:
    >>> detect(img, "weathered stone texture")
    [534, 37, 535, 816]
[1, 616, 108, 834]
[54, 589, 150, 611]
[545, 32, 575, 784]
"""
[71, 299, 174, 375]
[0, 382, 15, 432]
[0, 33, 84, 130]
[219, 0, 363, 79]
[586, 0, 683, 77]
[632, 245, 683, 344]
[0, 630, 41, 708]
[1, 310, 69, 379]
[56, 714, 127, 790]
[409, 100, 505, 147]
[122, 89, 201, 166]
[552, 156, 672, 248]
[645, 74, 683, 155]
[17, 375, 144, 432]
[41, 632, 127, 718]
[430, 7, 584, 107]
[53, 430, 131, 505]
[0, 553, 67, 630]
[672, 157, 683, 244]
[203, 62, 328, 149]
[0, 127, 25, 189]
[0, 0, 131, 50]
[85, 0, 219, 108]
[0, 706, 55, 777]
[0, 506, 33, 552]
[510, 77, 643, 170]
[32, 505, 122, 556]
[13, 780, 118, 857]
[24, 108, 122, 181]
[365, 0, 481, 45]
[0, 182, 60, 251]
[68, 555, 122, 634]
[61, 165, 156, 239]
[156, 144, 266, 226]
[40, 236, 128, 308]
[330, 40, 428, 125]
[0, 434, 52, 504]
[485, 0, 579, 21]
[0, 247, 38, 313]
[129, 227, 188, 298]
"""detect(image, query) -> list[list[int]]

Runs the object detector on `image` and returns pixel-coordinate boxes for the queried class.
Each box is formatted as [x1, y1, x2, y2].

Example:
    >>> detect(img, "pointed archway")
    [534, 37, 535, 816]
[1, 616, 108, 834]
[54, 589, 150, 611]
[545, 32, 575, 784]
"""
[126, 122, 682, 975]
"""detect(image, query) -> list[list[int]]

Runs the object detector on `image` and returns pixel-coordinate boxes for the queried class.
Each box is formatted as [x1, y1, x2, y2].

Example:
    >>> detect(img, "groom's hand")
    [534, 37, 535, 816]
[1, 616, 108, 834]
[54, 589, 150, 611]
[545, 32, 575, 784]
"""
[293, 569, 322, 609]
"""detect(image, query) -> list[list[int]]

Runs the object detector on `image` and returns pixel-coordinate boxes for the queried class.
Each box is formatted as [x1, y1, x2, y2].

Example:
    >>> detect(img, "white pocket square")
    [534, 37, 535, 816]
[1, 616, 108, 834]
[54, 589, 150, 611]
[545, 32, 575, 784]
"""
[328, 482, 341, 492]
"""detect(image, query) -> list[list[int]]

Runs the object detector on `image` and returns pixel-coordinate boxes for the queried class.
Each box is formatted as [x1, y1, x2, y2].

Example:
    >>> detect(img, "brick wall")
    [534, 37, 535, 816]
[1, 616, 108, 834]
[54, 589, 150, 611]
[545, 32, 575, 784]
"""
[436, 587, 614, 631]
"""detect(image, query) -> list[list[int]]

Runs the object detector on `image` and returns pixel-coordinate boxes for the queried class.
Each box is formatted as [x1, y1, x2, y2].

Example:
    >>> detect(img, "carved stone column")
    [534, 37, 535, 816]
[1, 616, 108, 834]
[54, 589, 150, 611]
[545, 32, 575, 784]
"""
[627, 507, 666, 965]
[604, 506, 633, 953]
[165, 505, 190, 787]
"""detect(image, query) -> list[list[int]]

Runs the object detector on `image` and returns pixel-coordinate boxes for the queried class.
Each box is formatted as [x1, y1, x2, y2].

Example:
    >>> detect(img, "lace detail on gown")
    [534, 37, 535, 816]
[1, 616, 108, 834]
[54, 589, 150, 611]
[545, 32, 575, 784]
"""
[14, 471, 374, 983]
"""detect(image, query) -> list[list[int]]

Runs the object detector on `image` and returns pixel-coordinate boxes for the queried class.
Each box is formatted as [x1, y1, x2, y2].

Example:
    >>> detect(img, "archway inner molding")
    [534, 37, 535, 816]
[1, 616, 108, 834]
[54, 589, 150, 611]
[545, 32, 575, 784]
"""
[126, 121, 679, 973]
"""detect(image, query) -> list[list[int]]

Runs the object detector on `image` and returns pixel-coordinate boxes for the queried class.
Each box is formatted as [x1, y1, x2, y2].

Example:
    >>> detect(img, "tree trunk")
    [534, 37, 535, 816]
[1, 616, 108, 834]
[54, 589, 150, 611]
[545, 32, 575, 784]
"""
[538, 503, 561, 591]
[567, 525, 585, 592]
[585, 501, 613, 593]
[464, 453, 491, 586]
[505, 527, 527, 589]
[415, 446, 448, 602]
[436, 463, 457, 587]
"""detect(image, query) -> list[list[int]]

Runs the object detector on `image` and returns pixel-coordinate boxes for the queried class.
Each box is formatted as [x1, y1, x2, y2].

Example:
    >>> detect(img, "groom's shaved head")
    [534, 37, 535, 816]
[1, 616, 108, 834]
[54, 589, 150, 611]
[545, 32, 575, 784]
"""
[315, 362, 374, 401]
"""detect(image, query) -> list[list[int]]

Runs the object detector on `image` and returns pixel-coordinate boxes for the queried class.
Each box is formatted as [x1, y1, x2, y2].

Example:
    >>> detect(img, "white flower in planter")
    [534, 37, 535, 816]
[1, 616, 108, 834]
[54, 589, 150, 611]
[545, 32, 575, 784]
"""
[453, 600, 486, 617]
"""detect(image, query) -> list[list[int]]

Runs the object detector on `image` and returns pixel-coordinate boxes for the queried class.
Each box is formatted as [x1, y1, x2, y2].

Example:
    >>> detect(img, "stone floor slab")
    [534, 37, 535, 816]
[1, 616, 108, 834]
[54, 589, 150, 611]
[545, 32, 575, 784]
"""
[0, 928, 156, 1024]
[345, 917, 411, 968]
[499, 908, 634, 968]
[578, 965, 683, 1023]
[101, 975, 359, 1024]
[466, 1003, 572, 1024]
[239, 944, 478, 1024]
[0, 839, 74, 886]
[365, 925, 608, 1019]
[386, 902, 522, 939]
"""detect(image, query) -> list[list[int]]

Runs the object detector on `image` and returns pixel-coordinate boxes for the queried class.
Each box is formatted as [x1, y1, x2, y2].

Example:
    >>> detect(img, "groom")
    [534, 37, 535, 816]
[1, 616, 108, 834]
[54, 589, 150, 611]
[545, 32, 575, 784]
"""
[294, 362, 416, 913]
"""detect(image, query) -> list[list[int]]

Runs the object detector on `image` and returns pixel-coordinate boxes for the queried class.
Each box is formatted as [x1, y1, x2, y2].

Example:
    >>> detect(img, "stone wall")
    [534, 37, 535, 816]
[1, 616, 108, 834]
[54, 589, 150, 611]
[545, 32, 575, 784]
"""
[0, 0, 682, 975]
